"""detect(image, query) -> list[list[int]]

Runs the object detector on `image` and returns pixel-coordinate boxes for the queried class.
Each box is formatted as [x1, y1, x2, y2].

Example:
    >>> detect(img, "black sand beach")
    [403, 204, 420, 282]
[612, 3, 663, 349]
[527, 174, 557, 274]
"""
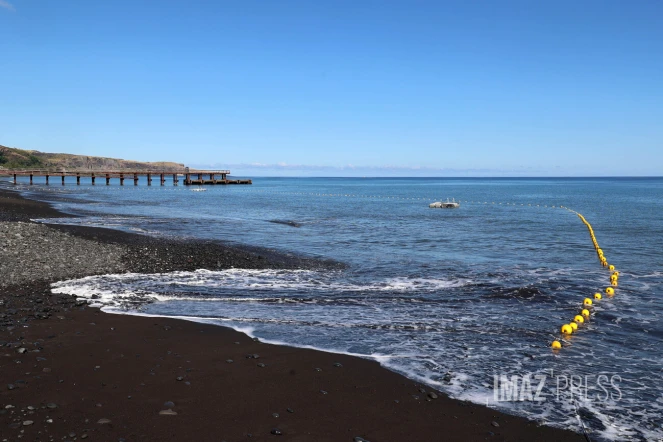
[0, 187, 585, 441]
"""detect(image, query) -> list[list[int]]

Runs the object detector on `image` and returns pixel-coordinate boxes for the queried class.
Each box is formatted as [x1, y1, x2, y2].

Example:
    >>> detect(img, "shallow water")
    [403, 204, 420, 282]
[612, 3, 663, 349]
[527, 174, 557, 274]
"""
[6, 176, 663, 441]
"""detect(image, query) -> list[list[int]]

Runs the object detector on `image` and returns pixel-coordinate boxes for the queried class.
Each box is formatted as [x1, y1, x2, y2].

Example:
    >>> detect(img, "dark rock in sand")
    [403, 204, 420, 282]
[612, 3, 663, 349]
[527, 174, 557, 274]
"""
[428, 392, 438, 399]
[7, 384, 15, 390]
[286, 408, 294, 413]
[164, 401, 175, 409]
[333, 362, 343, 367]
[270, 428, 283, 435]
[491, 421, 500, 427]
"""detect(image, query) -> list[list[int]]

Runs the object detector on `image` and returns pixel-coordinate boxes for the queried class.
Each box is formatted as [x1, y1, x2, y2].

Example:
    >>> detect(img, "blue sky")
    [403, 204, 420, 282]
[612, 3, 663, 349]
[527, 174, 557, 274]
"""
[1, 1, 661, 176]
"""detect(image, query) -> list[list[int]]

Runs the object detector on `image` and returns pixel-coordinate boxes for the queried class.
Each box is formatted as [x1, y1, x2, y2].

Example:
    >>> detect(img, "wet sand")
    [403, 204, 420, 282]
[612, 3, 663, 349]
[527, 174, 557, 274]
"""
[0, 187, 585, 441]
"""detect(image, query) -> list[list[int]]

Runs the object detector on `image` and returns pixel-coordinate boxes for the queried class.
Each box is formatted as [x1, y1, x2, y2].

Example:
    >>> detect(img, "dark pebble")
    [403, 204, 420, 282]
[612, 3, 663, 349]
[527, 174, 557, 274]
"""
[333, 362, 343, 367]
[46, 403, 57, 409]
[257, 363, 266, 368]
[226, 359, 233, 363]
[491, 421, 500, 428]
[286, 408, 294, 413]
[270, 428, 283, 435]
[176, 376, 184, 381]
[320, 390, 328, 395]
[428, 392, 438, 399]
[7, 384, 15, 390]
[164, 401, 175, 408]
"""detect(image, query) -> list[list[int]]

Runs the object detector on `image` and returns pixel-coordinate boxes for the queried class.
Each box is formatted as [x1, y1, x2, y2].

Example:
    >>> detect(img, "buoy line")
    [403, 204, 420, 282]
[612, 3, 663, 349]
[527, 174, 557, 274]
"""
[551, 208, 620, 351]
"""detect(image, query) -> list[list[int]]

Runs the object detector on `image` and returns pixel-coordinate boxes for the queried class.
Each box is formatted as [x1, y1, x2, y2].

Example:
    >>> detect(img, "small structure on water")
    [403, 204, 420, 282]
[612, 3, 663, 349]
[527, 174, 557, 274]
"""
[429, 198, 460, 209]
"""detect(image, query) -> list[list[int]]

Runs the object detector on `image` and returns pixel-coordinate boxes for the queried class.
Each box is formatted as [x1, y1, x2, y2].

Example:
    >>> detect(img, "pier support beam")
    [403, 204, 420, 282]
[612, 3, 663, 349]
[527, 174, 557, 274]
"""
[120, 174, 124, 186]
[134, 173, 138, 186]
[30, 174, 33, 185]
[61, 175, 65, 185]
[13, 174, 16, 184]
[160, 173, 165, 186]
[91, 174, 96, 185]
[173, 174, 178, 185]
[76, 174, 80, 185]
[106, 174, 110, 185]
[45, 174, 49, 185]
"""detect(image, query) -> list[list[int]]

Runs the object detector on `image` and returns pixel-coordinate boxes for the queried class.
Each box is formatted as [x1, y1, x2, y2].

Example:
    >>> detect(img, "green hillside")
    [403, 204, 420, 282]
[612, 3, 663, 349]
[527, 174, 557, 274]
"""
[0, 145, 185, 171]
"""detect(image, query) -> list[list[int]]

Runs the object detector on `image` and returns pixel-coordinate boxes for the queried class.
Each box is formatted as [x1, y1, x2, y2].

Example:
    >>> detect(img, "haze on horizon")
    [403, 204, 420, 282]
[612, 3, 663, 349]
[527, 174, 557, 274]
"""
[1, 1, 662, 177]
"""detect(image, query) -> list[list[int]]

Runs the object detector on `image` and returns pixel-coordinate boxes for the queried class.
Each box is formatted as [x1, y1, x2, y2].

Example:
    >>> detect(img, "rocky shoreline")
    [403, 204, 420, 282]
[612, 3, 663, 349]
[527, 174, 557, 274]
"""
[0, 187, 585, 441]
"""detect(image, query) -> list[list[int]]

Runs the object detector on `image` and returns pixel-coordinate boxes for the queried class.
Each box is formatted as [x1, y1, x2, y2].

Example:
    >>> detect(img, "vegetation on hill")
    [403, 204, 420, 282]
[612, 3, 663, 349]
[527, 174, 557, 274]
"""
[0, 145, 185, 171]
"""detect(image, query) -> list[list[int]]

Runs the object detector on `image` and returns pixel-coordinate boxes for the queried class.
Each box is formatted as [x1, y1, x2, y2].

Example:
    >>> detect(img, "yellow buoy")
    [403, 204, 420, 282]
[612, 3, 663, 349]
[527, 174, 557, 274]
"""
[581, 309, 590, 318]
[574, 315, 585, 324]
[551, 340, 562, 349]
[613, 271, 620, 277]
[606, 287, 615, 295]
[561, 324, 573, 334]
[583, 298, 593, 306]
[611, 280, 618, 287]
[594, 293, 602, 300]
[570, 322, 578, 331]
[597, 248, 603, 255]
[609, 265, 615, 271]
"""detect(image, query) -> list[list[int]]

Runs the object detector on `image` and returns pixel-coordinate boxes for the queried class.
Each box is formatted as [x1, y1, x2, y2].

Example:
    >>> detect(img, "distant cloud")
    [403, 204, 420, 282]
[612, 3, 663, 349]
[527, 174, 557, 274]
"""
[0, 0, 15, 11]
[189, 162, 542, 177]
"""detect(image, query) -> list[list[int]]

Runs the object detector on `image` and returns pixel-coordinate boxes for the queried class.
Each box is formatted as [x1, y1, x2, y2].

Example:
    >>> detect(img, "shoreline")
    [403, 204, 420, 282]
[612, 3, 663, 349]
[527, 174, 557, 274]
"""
[0, 187, 585, 441]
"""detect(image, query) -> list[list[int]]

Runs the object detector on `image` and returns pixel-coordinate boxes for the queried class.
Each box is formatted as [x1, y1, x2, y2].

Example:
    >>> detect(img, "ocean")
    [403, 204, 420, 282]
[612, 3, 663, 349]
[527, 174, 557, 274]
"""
[4, 176, 663, 441]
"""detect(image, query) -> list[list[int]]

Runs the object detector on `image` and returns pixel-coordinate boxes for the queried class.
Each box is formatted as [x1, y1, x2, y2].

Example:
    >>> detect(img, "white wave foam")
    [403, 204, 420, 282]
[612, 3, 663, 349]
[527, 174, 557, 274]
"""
[51, 269, 470, 305]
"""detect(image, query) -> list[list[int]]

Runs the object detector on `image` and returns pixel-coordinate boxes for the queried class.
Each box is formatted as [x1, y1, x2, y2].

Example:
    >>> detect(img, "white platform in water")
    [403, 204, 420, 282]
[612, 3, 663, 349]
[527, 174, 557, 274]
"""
[190, 188, 207, 192]
[429, 199, 460, 208]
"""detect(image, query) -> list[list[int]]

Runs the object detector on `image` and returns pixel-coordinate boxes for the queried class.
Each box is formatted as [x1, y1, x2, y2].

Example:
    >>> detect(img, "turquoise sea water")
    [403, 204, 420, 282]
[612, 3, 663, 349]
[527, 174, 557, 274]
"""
[5, 176, 663, 441]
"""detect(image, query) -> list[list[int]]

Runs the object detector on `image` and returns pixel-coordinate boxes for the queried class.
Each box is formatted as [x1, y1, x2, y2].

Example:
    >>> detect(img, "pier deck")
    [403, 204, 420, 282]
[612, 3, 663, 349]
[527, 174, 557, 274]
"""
[0, 169, 251, 186]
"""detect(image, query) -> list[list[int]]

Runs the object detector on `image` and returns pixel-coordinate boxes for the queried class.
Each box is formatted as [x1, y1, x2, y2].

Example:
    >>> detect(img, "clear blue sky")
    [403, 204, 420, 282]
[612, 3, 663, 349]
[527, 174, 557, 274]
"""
[1, 1, 661, 176]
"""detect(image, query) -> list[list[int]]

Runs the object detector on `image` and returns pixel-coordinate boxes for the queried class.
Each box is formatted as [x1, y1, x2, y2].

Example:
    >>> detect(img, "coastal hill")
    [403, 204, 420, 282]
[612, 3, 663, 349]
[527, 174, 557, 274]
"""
[0, 144, 185, 171]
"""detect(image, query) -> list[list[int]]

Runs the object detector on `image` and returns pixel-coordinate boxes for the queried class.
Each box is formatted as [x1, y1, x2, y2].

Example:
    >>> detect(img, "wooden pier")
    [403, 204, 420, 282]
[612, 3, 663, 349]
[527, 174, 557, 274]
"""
[0, 169, 251, 186]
